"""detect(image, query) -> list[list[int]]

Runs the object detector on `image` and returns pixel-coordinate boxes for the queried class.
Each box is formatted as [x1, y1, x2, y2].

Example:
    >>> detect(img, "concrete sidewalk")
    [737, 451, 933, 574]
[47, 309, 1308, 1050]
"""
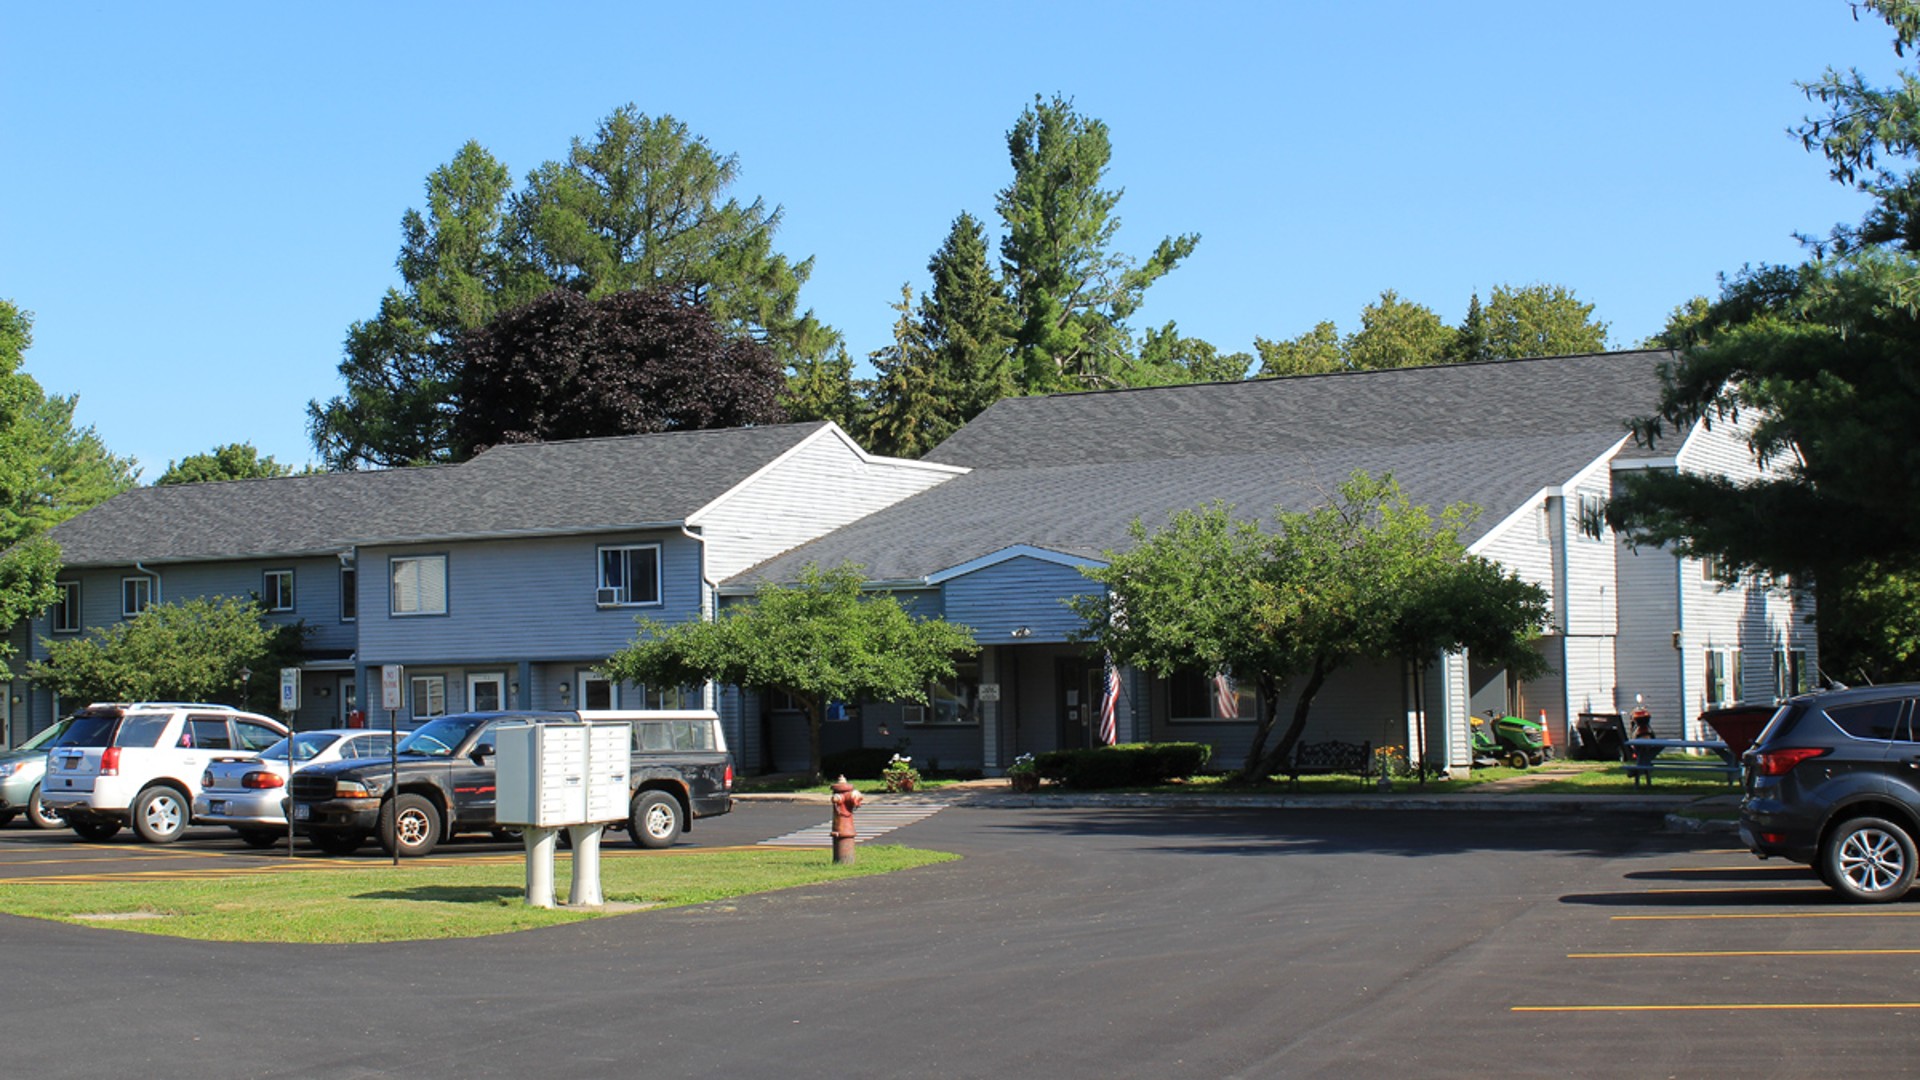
[734, 773, 1744, 831]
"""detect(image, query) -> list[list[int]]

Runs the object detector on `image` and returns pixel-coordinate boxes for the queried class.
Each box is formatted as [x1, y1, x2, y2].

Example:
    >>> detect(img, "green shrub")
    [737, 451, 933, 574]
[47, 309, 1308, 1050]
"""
[1033, 742, 1212, 789]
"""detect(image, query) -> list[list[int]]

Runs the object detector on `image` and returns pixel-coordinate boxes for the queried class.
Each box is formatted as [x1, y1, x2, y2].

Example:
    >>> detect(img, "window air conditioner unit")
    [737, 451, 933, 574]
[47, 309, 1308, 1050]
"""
[596, 587, 624, 607]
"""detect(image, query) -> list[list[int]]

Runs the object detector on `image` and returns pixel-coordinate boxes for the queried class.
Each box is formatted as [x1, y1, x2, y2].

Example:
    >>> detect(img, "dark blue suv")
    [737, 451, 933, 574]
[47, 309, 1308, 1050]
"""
[1740, 684, 1920, 902]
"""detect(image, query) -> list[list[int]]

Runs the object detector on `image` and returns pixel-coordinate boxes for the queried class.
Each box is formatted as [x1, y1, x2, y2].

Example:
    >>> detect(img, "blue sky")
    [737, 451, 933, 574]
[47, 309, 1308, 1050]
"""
[0, 1, 1900, 477]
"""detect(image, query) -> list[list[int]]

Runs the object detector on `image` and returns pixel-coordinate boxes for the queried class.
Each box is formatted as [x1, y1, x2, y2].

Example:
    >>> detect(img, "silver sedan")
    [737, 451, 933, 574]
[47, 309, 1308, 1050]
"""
[194, 728, 395, 847]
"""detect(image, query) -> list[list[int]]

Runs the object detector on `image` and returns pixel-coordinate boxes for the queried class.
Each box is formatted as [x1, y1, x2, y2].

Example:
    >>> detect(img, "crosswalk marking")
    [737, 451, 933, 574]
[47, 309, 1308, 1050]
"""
[758, 801, 949, 847]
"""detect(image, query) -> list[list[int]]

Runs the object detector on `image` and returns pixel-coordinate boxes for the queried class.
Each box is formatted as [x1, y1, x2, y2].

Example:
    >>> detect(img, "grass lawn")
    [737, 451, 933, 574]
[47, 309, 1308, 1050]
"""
[0, 844, 956, 944]
[733, 775, 970, 795]
[1054, 758, 1741, 798]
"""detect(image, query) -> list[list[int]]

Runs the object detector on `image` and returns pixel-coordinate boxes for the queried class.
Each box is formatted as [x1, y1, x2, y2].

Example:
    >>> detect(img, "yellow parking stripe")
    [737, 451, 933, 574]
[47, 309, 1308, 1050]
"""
[1515, 1003, 1920, 1013]
[1570, 948, 1920, 958]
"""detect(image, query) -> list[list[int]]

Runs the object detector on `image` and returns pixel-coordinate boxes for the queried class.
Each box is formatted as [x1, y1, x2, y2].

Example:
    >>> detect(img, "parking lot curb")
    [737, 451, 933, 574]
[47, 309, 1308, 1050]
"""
[736, 790, 1699, 815]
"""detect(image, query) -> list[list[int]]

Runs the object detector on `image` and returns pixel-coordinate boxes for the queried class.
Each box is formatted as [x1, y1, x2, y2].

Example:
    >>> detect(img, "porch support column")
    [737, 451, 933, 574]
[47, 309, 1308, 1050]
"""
[981, 646, 1001, 772]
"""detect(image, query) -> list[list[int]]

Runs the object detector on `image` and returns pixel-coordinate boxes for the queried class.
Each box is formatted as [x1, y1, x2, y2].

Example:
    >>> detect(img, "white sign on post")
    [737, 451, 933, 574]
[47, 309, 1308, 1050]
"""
[279, 668, 301, 714]
[381, 665, 403, 711]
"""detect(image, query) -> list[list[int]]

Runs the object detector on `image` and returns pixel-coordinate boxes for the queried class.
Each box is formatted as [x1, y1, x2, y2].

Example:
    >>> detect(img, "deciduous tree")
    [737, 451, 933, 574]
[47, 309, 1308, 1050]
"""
[452, 288, 786, 455]
[156, 443, 296, 486]
[602, 564, 977, 781]
[27, 596, 305, 711]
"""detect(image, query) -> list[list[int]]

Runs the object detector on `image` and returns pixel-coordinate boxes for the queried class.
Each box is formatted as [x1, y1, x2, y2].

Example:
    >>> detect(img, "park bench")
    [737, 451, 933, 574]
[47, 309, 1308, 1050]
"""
[1288, 739, 1373, 790]
[1624, 738, 1742, 786]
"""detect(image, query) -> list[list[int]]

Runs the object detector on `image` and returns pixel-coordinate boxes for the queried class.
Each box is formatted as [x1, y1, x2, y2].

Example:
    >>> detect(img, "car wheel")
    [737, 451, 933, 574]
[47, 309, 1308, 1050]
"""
[378, 794, 441, 858]
[628, 790, 682, 849]
[70, 819, 121, 842]
[26, 784, 63, 830]
[131, 786, 190, 844]
[235, 829, 281, 849]
[310, 829, 365, 856]
[1823, 816, 1918, 903]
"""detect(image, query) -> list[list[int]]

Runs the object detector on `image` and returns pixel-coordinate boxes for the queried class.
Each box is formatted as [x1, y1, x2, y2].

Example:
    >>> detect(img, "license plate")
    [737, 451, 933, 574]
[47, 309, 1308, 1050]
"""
[210, 800, 228, 815]
[293, 803, 310, 821]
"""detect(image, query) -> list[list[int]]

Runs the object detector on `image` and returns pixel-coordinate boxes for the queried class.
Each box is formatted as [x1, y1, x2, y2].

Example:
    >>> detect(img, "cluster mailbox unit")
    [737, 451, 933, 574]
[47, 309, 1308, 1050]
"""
[495, 718, 632, 908]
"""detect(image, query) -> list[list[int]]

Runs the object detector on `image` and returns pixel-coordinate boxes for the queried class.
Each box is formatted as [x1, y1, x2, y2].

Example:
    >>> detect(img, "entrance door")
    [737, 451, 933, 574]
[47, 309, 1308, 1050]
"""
[338, 676, 357, 725]
[1056, 658, 1102, 750]
[468, 673, 506, 713]
[578, 673, 614, 710]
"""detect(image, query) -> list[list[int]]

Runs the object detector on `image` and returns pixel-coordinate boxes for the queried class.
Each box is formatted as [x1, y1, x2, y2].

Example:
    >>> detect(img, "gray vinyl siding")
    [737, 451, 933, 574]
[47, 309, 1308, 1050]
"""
[1614, 534, 1682, 729]
[942, 557, 1101, 643]
[1471, 495, 1555, 602]
[1673, 415, 1817, 734]
[698, 431, 960, 583]
[356, 531, 702, 665]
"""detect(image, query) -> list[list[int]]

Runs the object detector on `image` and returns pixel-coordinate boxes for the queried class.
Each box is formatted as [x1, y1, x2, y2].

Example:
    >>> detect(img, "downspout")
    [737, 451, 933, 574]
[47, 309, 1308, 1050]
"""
[134, 562, 162, 606]
[680, 525, 719, 713]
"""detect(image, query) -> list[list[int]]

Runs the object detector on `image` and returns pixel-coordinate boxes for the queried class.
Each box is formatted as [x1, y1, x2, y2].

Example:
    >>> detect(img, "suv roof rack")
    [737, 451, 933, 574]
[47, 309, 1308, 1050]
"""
[87, 702, 242, 712]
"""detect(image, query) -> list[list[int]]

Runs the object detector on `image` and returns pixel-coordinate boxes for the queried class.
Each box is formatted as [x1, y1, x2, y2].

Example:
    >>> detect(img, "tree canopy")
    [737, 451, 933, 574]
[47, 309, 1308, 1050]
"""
[1607, 2, 1920, 683]
[0, 300, 136, 660]
[1256, 284, 1609, 377]
[1076, 473, 1550, 779]
[310, 107, 830, 469]
[156, 442, 296, 486]
[601, 563, 977, 781]
[26, 596, 305, 712]
[452, 287, 787, 455]
[997, 94, 1200, 393]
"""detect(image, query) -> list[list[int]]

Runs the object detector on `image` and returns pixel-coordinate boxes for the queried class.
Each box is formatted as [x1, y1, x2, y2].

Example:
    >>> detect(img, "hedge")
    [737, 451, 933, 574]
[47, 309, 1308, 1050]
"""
[1033, 742, 1212, 789]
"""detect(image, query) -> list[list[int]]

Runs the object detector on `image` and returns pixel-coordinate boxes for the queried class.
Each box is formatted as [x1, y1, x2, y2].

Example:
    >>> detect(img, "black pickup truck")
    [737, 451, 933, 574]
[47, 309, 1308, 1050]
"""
[289, 710, 734, 857]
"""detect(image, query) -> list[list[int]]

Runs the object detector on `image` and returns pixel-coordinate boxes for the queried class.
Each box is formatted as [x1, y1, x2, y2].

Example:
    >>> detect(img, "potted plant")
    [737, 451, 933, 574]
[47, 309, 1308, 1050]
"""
[882, 753, 920, 793]
[1007, 753, 1041, 792]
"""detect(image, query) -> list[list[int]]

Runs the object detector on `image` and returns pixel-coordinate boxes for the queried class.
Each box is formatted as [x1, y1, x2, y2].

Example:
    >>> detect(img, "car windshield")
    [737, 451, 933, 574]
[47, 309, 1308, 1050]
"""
[259, 732, 340, 763]
[396, 716, 487, 758]
[15, 717, 74, 752]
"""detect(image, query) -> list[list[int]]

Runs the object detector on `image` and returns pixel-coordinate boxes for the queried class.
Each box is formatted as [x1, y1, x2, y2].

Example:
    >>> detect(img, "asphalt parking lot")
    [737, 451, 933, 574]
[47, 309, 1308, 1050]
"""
[0, 802, 1914, 1078]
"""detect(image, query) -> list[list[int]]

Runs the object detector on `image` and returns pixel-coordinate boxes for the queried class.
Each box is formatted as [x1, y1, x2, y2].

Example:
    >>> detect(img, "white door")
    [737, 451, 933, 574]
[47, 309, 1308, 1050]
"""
[577, 673, 614, 710]
[469, 673, 507, 713]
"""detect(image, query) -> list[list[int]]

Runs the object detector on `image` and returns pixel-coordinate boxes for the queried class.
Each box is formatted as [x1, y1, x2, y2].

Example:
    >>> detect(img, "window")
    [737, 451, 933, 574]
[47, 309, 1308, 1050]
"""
[1826, 700, 1907, 741]
[922, 661, 981, 725]
[263, 569, 294, 612]
[390, 555, 447, 616]
[1705, 647, 1743, 706]
[122, 576, 152, 617]
[1169, 669, 1250, 722]
[340, 566, 356, 621]
[636, 684, 696, 710]
[51, 581, 79, 633]
[1773, 649, 1809, 700]
[597, 544, 661, 607]
[235, 721, 283, 751]
[180, 718, 233, 750]
[1701, 553, 1724, 582]
[1576, 493, 1607, 541]
[410, 675, 447, 720]
[578, 674, 614, 710]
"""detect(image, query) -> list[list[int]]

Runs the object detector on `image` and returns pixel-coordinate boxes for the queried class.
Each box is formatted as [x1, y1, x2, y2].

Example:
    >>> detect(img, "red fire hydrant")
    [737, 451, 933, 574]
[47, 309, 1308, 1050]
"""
[830, 775, 863, 866]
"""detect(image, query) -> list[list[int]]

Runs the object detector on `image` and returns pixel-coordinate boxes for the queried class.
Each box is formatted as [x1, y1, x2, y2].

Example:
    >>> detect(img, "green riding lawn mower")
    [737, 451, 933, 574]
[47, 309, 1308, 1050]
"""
[1470, 710, 1552, 769]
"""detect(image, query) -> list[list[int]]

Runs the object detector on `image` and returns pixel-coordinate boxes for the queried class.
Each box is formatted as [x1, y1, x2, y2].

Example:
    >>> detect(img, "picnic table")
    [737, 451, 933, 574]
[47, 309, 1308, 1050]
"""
[1624, 738, 1742, 786]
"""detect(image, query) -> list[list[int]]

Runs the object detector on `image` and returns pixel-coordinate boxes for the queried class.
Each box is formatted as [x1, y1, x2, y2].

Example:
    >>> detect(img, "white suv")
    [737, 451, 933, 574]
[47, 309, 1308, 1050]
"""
[41, 703, 288, 843]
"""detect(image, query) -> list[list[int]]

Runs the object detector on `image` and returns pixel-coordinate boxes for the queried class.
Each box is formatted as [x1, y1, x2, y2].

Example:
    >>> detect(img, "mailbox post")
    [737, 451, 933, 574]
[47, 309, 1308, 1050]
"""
[495, 719, 631, 908]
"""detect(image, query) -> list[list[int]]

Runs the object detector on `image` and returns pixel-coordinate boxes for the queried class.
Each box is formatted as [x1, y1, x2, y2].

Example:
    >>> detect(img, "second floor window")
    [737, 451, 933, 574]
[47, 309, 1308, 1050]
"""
[52, 581, 80, 633]
[122, 576, 152, 617]
[340, 566, 356, 621]
[391, 555, 447, 616]
[598, 544, 661, 606]
[263, 569, 294, 612]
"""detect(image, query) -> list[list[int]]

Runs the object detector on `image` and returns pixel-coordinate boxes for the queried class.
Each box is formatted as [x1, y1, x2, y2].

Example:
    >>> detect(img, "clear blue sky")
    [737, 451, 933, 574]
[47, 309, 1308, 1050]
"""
[0, 1, 1899, 478]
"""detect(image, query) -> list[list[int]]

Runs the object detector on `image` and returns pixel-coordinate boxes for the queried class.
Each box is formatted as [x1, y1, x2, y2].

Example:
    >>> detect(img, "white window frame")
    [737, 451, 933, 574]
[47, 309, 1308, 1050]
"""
[122, 576, 152, 618]
[410, 675, 447, 720]
[596, 544, 662, 607]
[1576, 492, 1607, 541]
[263, 569, 294, 612]
[1705, 647, 1743, 707]
[577, 672, 616, 710]
[52, 581, 80, 634]
[340, 566, 356, 622]
[390, 555, 448, 616]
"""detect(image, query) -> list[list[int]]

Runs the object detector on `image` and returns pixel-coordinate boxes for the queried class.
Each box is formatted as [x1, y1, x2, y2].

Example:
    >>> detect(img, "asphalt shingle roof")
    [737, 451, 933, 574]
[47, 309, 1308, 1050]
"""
[734, 351, 1670, 586]
[49, 422, 829, 566]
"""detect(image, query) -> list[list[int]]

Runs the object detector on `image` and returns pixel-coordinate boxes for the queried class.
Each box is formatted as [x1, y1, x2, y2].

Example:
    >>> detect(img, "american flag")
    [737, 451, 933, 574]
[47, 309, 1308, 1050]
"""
[1099, 657, 1121, 746]
[1213, 672, 1239, 719]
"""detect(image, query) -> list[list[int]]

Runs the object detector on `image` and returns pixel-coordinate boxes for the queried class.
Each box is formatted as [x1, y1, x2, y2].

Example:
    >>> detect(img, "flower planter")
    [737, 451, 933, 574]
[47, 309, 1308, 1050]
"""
[1008, 772, 1040, 793]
